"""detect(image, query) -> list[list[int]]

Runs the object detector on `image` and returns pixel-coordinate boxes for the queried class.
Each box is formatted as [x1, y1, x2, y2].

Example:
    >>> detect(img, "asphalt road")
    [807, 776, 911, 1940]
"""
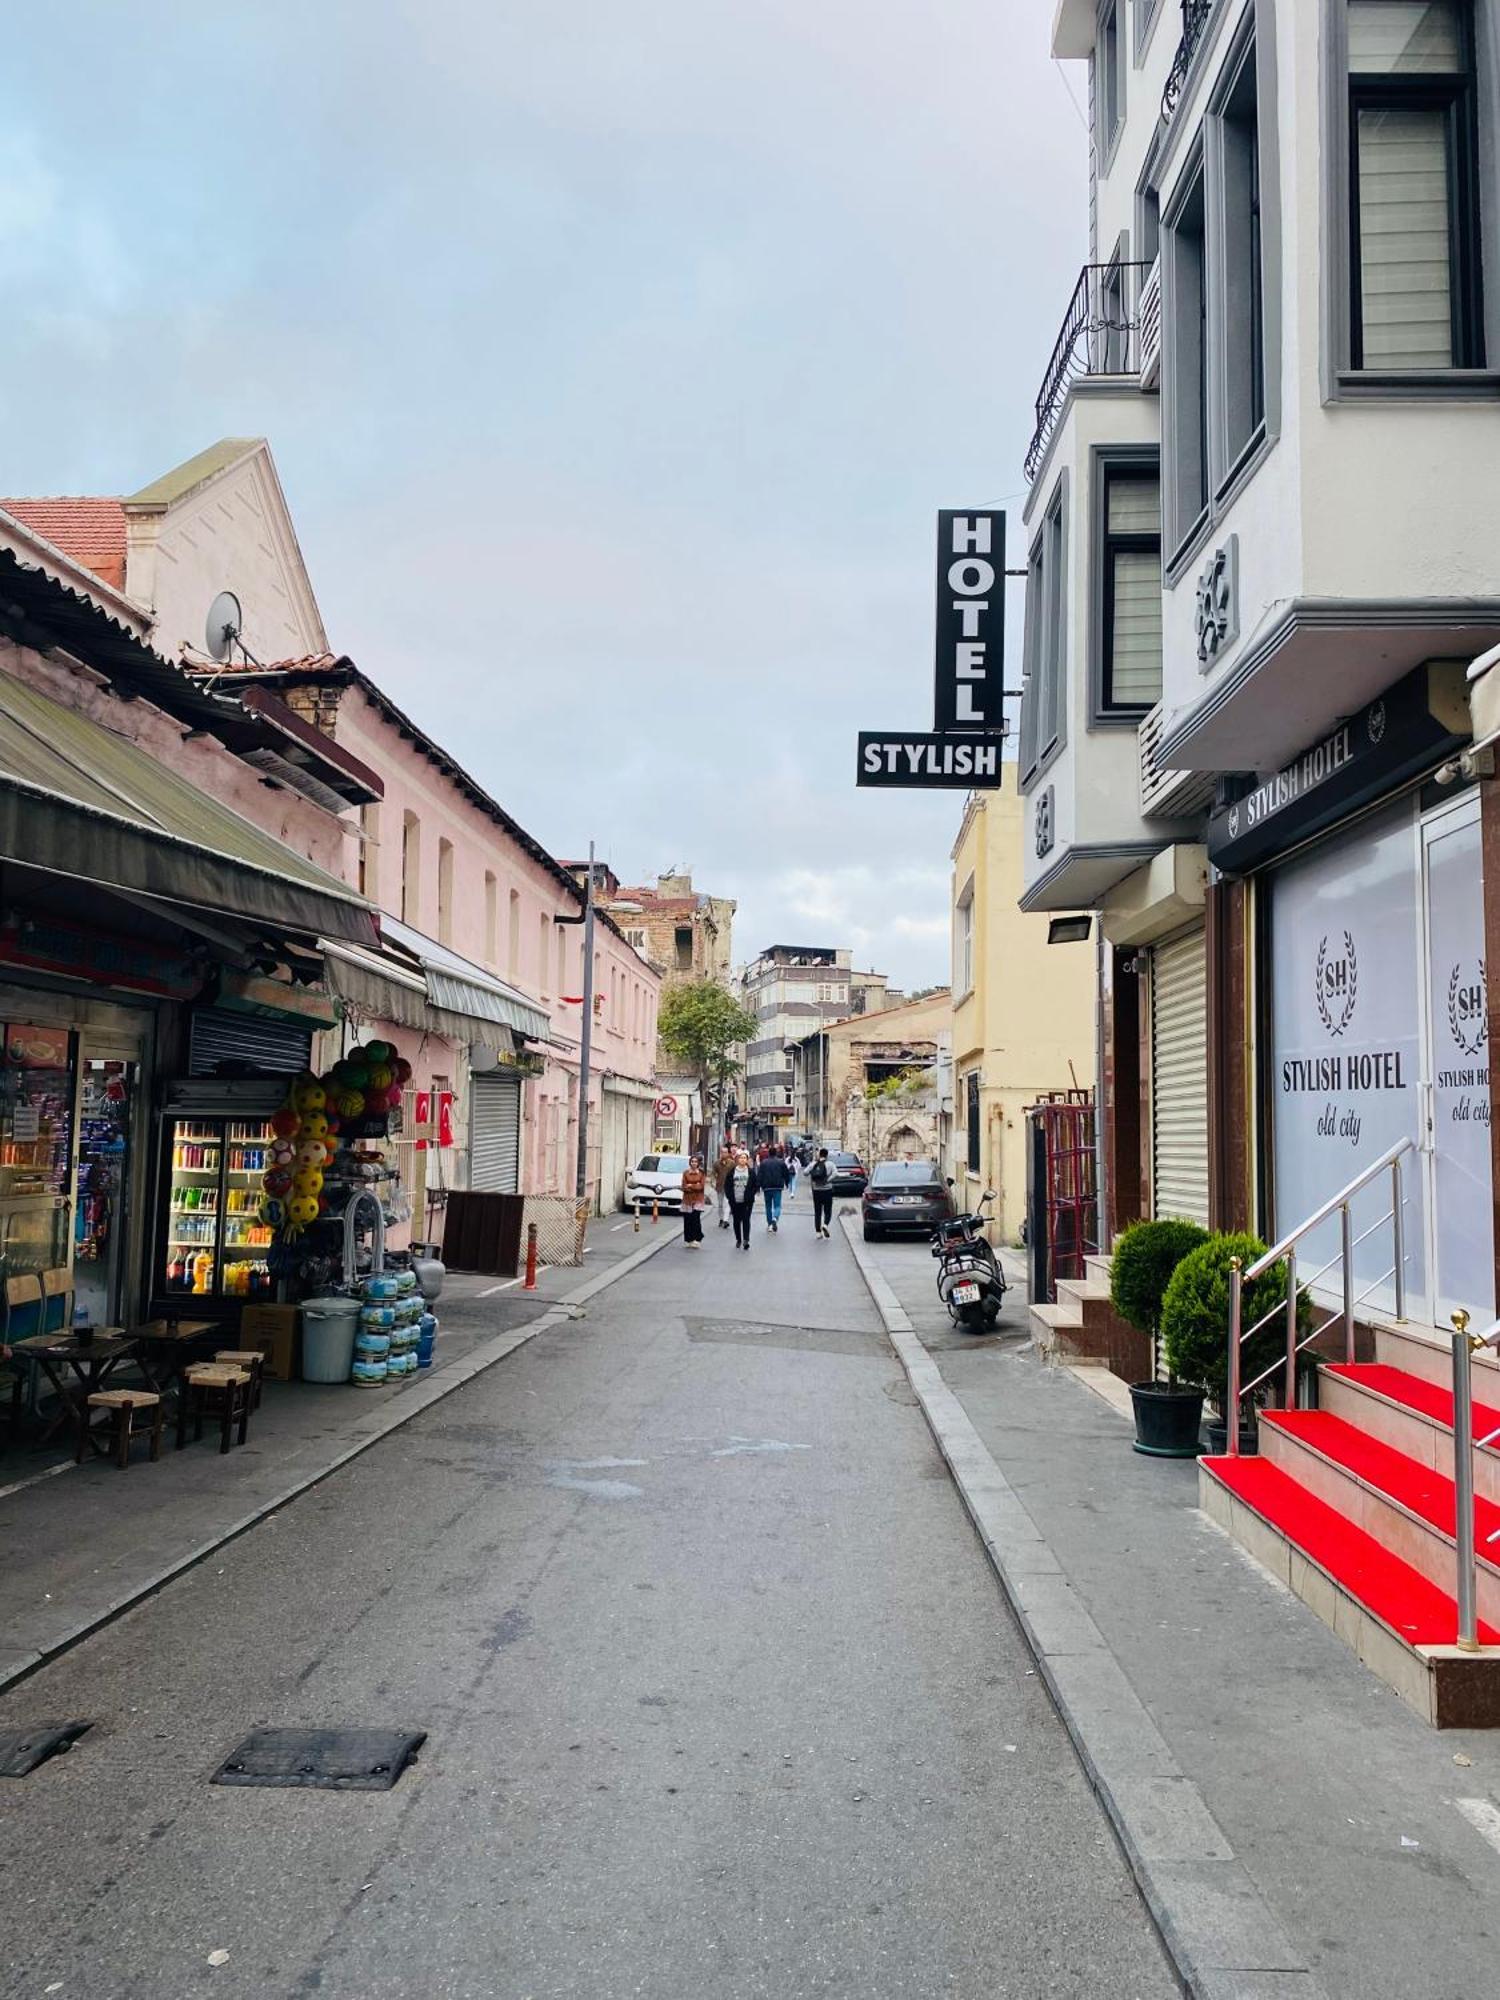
[2, 1200, 1172, 2000]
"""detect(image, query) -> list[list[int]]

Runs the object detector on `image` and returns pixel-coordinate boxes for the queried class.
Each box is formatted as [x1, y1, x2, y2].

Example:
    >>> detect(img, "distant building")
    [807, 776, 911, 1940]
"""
[737, 945, 853, 1133]
[849, 970, 904, 1016]
[790, 989, 952, 1159]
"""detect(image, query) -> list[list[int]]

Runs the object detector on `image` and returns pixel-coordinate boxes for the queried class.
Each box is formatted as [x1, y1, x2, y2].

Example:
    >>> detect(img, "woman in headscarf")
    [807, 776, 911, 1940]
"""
[680, 1154, 708, 1247]
[724, 1149, 760, 1251]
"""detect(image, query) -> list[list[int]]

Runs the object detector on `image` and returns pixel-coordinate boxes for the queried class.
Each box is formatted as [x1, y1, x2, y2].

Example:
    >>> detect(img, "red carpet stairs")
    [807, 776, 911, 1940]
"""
[1201, 1323, 1500, 1726]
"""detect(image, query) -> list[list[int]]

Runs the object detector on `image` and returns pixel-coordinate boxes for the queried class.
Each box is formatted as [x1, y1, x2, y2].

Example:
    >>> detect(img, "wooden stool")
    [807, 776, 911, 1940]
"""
[177, 1366, 252, 1455]
[81, 1390, 163, 1469]
[214, 1350, 265, 1410]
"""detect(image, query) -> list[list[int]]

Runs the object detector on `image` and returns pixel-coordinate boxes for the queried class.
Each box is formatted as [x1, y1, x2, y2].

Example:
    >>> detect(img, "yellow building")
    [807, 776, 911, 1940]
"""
[950, 774, 1096, 1242]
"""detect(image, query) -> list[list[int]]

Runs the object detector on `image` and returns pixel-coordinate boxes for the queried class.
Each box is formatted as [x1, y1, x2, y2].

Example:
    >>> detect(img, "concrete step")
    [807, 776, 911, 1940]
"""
[1374, 1319, 1500, 1393]
[1259, 1410, 1500, 1630]
[1200, 1455, 1500, 1728]
[1029, 1301, 1107, 1364]
[1054, 1275, 1113, 1313]
[1084, 1254, 1114, 1289]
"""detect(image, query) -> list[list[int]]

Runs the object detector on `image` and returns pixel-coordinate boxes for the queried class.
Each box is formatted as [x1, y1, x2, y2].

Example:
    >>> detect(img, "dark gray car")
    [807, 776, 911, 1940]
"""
[861, 1160, 954, 1241]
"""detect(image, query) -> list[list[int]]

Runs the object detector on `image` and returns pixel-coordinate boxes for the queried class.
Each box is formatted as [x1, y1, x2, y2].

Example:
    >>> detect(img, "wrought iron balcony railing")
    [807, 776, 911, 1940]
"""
[1024, 261, 1152, 482]
[1162, 0, 1217, 122]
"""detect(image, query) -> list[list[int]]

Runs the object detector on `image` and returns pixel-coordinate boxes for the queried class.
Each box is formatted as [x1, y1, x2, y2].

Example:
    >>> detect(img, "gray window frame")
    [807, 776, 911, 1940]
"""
[1133, 0, 1167, 63]
[1136, 130, 1162, 267]
[1320, 0, 1500, 400]
[1161, 143, 1210, 566]
[1159, 5, 1284, 582]
[1018, 471, 1070, 792]
[1096, 0, 1126, 168]
[1091, 444, 1163, 723]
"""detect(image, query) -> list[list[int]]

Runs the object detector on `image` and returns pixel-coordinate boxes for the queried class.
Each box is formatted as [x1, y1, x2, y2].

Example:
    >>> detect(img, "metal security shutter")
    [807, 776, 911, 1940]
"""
[1151, 925, 1209, 1227]
[470, 1072, 522, 1192]
[188, 1009, 312, 1077]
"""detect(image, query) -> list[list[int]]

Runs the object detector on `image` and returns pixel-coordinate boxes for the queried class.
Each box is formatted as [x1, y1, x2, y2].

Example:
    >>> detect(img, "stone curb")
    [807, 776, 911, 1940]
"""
[842, 1216, 1328, 2000]
[0, 1229, 677, 1698]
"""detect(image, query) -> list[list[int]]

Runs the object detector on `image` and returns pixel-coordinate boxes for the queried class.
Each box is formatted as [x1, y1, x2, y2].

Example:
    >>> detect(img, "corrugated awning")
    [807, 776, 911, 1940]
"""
[378, 914, 551, 1043]
[0, 668, 379, 949]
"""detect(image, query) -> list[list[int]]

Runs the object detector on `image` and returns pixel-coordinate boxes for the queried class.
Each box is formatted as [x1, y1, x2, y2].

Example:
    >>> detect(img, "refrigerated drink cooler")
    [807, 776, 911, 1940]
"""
[154, 1079, 285, 1307]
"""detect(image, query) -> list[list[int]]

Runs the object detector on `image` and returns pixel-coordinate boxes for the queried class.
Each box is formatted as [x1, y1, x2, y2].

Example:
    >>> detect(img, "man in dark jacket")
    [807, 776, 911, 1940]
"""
[808, 1148, 834, 1238]
[757, 1146, 788, 1231]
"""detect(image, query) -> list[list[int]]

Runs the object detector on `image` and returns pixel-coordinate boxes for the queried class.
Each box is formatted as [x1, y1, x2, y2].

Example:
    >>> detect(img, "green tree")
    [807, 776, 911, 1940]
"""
[657, 981, 758, 1149]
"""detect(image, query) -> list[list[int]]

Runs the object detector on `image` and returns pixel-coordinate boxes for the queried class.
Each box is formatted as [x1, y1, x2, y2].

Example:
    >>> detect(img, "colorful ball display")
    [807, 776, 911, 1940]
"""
[292, 1168, 323, 1200]
[292, 1080, 326, 1115]
[288, 1194, 319, 1226]
[301, 1112, 330, 1142]
[271, 1107, 301, 1140]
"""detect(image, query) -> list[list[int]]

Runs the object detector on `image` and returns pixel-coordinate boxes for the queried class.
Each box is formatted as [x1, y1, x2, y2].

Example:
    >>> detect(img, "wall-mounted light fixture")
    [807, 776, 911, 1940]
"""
[1047, 914, 1092, 945]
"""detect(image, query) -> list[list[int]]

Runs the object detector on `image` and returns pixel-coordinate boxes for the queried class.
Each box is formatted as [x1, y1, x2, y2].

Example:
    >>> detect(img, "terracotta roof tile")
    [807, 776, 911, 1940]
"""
[0, 497, 129, 592]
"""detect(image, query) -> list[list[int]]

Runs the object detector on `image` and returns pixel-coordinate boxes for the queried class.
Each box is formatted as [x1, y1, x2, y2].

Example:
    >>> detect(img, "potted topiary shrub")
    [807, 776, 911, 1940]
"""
[1160, 1232, 1311, 1455]
[1109, 1218, 1210, 1456]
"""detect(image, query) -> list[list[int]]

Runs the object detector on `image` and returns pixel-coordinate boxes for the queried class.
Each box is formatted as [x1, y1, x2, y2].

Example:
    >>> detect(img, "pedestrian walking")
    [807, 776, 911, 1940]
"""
[680, 1156, 707, 1247]
[785, 1148, 799, 1200]
[809, 1147, 834, 1238]
[725, 1149, 760, 1250]
[712, 1144, 735, 1229]
[758, 1145, 788, 1231]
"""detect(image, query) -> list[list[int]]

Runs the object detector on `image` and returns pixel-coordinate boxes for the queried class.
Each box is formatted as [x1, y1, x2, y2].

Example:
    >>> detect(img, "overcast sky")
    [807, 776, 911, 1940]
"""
[4, 2, 1087, 989]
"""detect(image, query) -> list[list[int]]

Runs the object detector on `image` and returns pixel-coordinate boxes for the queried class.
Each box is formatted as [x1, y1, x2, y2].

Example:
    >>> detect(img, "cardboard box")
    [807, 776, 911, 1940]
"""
[238, 1304, 298, 1382]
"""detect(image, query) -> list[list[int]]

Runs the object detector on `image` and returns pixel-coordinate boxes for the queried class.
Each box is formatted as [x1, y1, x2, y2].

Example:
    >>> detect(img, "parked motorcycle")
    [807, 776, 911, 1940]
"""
[931, 1183, 1005, 1332]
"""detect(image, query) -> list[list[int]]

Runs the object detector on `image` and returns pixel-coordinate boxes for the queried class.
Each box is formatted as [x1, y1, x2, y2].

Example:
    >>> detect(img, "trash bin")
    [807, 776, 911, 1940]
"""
[300, 1295, 361, 1383]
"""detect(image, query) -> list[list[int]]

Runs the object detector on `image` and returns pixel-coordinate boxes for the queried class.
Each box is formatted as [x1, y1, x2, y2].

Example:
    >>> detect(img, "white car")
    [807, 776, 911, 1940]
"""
[624, 1154, 689, 1214]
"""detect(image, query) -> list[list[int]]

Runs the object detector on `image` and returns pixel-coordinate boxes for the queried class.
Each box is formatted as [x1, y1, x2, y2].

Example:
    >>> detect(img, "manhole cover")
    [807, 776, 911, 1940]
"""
[211, 1727, 426, 1791]
[0, 1720, 92, 1778]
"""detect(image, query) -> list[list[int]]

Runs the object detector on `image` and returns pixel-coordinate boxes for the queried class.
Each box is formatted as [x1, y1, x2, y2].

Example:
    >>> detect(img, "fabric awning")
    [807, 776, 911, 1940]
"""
[323, 917, 551, 1050]
[379, 914, 551, 1042]
[0, 669, 379, 949]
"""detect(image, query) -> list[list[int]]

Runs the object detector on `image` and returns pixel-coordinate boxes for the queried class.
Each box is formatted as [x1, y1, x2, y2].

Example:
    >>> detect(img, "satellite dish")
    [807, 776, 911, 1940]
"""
[206, 590, 242, 662]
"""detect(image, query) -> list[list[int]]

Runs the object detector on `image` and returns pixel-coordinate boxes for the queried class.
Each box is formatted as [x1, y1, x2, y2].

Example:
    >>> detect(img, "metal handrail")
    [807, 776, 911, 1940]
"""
[1243, 1139, 1414, 1280]
[1162, 0, 1217, 122]
[1024, 261, 1152, 481]
[1225, 1139, 1414, 1454]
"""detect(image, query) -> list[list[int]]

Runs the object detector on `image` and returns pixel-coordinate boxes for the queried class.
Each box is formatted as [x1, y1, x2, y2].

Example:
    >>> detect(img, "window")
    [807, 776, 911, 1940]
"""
[1163, 158, 1209, 555]
[484, 872, 498, 966]
[674, 925, 693, 971]
[400, 810, 421, 925]
[507, 889, 521, 979]
[966, 1072, 981, 1175]
[1019, 478, 1067, 784]
[539, 912, 550, 994]
[1347, 2, 1482, 370]
[358, 802, 380, 902]
[556, 924, 568, 998]
[1132, 0, 1165, 60]
[956, 887, 975, 997]
[1221, 35, 1266, 471]
[1095, 1, 1123, 162]
[1099, 458, 1162, 712]
[437, 838, 454, 946]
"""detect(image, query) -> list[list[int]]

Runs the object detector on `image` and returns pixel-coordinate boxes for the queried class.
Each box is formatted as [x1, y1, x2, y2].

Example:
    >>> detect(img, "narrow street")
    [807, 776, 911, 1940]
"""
[3, 1210, 1170, 2000]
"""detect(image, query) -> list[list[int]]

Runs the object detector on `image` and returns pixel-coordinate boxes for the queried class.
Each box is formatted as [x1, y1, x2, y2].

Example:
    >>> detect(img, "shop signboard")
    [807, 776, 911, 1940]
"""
[214, 968, 338, 1028]
[1208, 663, 1467, 875]
[855, 510, 1008, 791]
[0, 916, 201, 1001]
[1270, 804, 1426, 1319]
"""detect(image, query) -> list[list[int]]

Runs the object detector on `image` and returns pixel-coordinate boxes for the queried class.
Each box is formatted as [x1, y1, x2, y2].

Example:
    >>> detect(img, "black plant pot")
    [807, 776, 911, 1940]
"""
[1129, 1382, 1205, 1459]
[1204, 1415, 1259, 1456]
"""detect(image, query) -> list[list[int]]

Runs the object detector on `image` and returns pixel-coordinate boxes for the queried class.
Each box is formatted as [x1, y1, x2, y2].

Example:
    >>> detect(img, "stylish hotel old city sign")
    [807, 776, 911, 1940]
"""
[856, 510, 1008, 791]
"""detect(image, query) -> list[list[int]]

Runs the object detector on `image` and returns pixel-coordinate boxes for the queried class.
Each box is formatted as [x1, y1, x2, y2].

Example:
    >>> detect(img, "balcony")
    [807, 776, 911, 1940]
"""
[1025, 262, 1152, 482]
[1161, 0, 1218, 123]
[1138, 259, 1162, 390]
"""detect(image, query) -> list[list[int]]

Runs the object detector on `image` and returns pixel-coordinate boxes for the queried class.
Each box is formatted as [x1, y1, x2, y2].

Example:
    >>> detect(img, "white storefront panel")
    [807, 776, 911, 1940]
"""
[1151, 926, 1209, 1227]
[1423, 794, 1492, 1327]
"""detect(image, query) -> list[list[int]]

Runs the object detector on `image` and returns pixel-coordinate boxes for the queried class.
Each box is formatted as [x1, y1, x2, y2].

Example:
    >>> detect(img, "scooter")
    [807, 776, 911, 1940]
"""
[932, 1184, 1006, 1332]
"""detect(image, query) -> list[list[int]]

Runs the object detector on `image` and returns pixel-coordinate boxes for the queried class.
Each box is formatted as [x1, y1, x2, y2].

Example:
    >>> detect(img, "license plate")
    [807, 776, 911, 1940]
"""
[891, 1195, 922, 1205]
[953, 1282, 981, 1305]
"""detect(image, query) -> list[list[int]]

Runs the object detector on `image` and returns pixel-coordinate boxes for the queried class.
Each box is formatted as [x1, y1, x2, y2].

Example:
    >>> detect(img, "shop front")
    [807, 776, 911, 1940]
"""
[1208, 662, 1486, 1333]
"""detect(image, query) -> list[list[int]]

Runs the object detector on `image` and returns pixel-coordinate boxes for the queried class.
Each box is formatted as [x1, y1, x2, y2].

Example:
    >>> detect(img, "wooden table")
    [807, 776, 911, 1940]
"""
[130, 1321, 222, 1404]
[12, 1331, 140, 1454]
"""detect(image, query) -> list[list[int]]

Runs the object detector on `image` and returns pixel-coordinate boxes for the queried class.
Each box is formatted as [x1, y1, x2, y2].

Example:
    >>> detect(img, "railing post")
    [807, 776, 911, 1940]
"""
[1285, 1248, 1299, 1411]
[1452, 1310, 1479, 1652]
[1341, 1203, 1355, 1364]
[1392, 1157, 1407, 1321]
[1227, 1258, 1243, 1456]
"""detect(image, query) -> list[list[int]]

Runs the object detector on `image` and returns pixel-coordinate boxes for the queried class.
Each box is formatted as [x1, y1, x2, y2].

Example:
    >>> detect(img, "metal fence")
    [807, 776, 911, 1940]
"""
[522, 1194, 590, 1268]
[1025, 262, 1152, 481]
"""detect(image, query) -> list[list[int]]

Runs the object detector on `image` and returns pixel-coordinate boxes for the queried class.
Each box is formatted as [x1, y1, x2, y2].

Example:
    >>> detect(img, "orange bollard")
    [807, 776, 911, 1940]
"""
[523, 1222, 539, 1291]
[651, 1197, 659, 1225]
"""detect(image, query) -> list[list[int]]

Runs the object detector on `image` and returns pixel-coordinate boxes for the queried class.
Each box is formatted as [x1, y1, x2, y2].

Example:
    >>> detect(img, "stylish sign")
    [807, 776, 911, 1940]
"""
[1207, 663, 1467, 874]
[856, 732, 1005, 790]
[933, 511, 1006, 732]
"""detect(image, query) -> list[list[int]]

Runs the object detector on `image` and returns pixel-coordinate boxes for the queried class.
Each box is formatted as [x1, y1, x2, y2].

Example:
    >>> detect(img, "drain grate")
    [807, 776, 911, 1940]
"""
[0, 1720, 92, 1778]
[211, 1726, 426, 1792]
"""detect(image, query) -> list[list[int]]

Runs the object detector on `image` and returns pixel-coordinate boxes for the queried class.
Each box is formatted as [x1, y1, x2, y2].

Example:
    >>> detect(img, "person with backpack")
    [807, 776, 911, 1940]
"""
[808, 1148, 834, 1238]
[757, 1145, 788, 1231]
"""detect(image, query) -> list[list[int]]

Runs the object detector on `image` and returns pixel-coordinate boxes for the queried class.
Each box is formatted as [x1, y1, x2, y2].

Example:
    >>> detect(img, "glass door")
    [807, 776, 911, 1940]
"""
[74, 1050, 141, 1328]
[1421, 790, 1492, 1327]
[161, 1114, 275, 1299]
[1, 1023, 76, 1333]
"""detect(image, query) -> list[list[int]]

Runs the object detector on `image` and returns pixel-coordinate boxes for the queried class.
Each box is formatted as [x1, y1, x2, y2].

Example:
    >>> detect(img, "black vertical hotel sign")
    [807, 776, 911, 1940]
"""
[932, 510, 1005, 734]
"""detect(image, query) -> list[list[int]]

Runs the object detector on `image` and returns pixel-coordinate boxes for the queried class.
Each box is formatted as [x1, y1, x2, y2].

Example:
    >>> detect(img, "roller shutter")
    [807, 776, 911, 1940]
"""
[188, 1008, 312, 1078]
[1151, 924, 1209, 1227]
[470, 1072, 522, 1192]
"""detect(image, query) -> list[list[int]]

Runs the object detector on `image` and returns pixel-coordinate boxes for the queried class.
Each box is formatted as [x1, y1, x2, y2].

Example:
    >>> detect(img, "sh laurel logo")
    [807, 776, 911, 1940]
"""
[1316, 931, 1357, 1039]
[1447, 959, 1488, 1059]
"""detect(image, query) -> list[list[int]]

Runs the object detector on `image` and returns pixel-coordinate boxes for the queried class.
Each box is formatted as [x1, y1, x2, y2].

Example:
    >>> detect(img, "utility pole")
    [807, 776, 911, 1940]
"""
[575, 841, 596, 1204]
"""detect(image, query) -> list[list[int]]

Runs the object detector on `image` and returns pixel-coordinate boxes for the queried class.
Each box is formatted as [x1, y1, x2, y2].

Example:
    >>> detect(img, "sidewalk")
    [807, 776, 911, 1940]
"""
[0, 1223, 673, 1694]
[848, 1221, 1500, 2000]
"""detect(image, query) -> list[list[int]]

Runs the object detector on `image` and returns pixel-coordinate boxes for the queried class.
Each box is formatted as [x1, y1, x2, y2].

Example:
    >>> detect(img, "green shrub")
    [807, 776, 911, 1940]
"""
[1109, 1219, 1210, 1353]
[1160, 1232, 1312, 1408]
